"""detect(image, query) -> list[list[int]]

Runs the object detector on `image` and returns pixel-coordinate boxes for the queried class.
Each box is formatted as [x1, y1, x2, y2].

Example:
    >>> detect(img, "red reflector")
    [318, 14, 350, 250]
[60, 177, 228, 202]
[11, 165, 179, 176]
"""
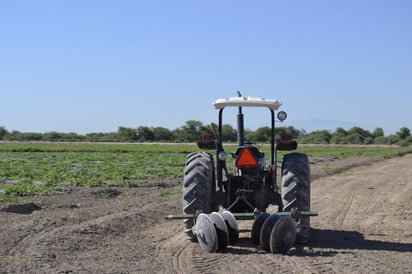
[281, 135, 291, 141]
[236, 147, 258, 167]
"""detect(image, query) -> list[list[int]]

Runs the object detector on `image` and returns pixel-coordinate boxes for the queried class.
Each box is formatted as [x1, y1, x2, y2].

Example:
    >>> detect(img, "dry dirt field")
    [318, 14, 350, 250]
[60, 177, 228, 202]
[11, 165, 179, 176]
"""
[1, 155, 411, 273]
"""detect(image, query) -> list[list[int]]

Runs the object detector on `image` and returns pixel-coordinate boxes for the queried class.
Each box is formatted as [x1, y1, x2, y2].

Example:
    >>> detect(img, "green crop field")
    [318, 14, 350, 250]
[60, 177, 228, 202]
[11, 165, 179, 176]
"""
[1, 142, 411, 197]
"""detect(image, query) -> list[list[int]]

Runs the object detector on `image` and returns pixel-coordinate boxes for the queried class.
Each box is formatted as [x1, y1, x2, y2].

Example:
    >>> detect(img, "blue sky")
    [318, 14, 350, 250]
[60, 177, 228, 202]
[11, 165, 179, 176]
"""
[1, 1, 411, 135]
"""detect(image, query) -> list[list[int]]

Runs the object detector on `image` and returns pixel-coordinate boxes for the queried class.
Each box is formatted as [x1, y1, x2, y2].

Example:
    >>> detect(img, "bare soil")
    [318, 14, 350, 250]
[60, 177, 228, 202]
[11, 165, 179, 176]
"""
[1, 155, 411, 273]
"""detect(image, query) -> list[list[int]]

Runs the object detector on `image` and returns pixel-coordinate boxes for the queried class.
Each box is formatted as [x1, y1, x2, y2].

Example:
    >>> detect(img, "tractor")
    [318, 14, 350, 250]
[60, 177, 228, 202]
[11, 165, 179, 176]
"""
[167, 92, 316, 254]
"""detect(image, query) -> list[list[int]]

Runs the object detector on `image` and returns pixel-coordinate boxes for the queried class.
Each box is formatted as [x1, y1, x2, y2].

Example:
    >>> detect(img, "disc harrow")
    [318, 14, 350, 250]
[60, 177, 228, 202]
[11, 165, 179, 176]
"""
[166, 209, 317, 254]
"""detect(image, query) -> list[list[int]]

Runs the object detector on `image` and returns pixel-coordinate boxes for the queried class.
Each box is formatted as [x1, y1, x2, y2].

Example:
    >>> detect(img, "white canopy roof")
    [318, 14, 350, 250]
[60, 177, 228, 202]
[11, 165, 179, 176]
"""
[213, 96, 282, 110]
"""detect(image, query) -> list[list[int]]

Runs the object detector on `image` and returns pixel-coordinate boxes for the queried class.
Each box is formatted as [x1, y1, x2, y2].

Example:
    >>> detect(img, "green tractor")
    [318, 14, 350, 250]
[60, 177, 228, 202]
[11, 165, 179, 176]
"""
[168, 92, 315, 254]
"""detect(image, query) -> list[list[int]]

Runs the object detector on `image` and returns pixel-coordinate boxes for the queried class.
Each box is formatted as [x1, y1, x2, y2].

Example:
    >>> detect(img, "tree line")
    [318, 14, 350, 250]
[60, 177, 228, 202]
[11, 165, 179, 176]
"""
[0, 121, 411, 146]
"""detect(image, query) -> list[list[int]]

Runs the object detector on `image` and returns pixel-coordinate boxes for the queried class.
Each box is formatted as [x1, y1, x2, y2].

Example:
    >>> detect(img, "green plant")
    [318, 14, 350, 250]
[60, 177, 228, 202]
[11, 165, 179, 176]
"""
[156, 187, 182, 197]
[0, 195, 19, 205]
[1, 143, 411, 196]
[4, 180, 55, 196]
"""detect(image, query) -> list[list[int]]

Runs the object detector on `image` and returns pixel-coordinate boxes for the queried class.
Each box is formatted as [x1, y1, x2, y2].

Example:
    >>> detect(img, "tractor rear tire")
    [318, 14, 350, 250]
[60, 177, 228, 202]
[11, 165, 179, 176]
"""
[183, 152, 216, 241]
[281, 152, 311, 243]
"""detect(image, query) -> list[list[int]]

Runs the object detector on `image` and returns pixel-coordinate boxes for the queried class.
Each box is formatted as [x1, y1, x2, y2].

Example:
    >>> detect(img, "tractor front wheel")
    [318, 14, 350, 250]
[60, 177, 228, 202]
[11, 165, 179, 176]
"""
[182, 152, 216, 241]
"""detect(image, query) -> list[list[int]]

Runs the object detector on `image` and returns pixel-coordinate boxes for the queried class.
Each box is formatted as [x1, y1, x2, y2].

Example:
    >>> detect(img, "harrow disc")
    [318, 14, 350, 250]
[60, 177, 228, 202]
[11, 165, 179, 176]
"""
[260, 214, 281, 252]
[195, 213, 218, 253]
[251, 212, 270, 246]
[270, 215, 296, 254]
[221, 211, 239, 245]
[210, 212, 229, 250]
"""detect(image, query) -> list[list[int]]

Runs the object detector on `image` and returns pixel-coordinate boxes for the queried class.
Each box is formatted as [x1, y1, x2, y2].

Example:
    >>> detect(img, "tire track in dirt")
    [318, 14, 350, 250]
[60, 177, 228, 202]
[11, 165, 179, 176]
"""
[339, 190, 355, 227]
[8, 210, 140, 272]
[153, 222, 188, 274]
[154, 219, 313, 274]
[309, 154, 412, 273]
[5, 195, 180, 273]
[153, 224, 242, 274]
[182, 228, 261, 273]
[4, 222, 60, 274]
[313, 154, 412, 233]
[172, 240, 189, 274]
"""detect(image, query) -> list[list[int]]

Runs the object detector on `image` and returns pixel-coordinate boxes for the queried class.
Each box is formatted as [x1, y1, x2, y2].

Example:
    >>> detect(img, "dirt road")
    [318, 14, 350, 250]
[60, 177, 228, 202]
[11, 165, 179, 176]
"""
[1, 155, 411, 273]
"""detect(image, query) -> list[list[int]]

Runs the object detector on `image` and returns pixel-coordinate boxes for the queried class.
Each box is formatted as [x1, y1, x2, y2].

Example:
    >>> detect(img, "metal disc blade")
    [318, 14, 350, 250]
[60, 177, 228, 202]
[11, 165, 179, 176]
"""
[251, 212, 269, 246]
[270, 215, 296, 254]
[195, 213, 218, 253]
[221, 211, 239, 245]
[260, 214, 281, 252]
[210, 212, 229, 250]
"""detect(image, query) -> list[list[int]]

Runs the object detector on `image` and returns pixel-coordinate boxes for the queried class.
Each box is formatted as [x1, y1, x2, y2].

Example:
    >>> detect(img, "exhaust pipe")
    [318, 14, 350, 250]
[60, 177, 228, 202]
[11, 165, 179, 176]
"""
[237, 91, 244, 147]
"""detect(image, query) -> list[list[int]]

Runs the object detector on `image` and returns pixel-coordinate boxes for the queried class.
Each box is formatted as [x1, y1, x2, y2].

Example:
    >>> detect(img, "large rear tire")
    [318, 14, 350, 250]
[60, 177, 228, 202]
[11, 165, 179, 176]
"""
[183, 152, 216, 241]
[281, 152, 311, 243]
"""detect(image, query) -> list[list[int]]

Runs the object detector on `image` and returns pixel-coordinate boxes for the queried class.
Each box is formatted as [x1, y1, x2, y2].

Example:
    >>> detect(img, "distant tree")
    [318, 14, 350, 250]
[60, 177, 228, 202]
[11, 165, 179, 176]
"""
[3, 130, 24, 141]
[330, 127, 347, 144]
[243, 129, 252, 141]
[348, 127, 371, 138]
[23, 132, 43, 141]
[86, 133, 101, 142]
[335, 127, 348, 137]
[373, 136, 386, 144]
[56, 132, 84, 141]
[118, 126, 138, 141]
[0, 126, 8, 140]
[406, 136, 412, 146]
[86, 132, 111, 142]
[299, 128, 307, 136]
[180, 120, 204, 142]
[253, 126, 272, 142]
[100, 132, 120, 142]
[398, 139, 410, 147]
[346, 127, 372, 144]
[5, 122, 410, 145]
[346, 133, 363, 144]
[221, 124, 237, 142]
[275, 126, 301, 142]
[288, 126, 304, 138]
[396, 127, 411, 139]
[299, 130, 331, 144]
[43, 131, 62, 141]
[153, 127, 174, 141]
[183, 120, 203, 132]
[385, 135, 399, 145]
[137, 126, 154, 141]
[373, 128, 384, 138]
[330, 135, 345, 144]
